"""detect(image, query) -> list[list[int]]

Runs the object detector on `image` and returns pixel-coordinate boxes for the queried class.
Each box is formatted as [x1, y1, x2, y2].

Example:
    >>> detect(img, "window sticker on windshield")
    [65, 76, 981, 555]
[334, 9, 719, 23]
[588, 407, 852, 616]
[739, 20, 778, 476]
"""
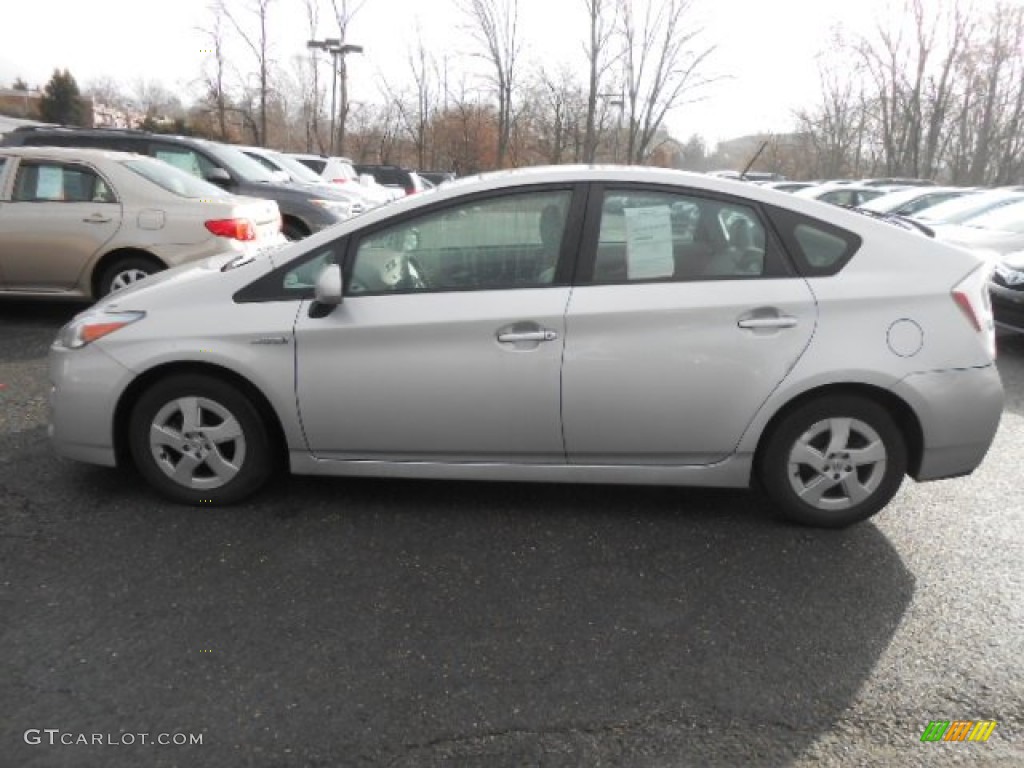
[624, 206, 674, 279]
[36, 166, 64, 200]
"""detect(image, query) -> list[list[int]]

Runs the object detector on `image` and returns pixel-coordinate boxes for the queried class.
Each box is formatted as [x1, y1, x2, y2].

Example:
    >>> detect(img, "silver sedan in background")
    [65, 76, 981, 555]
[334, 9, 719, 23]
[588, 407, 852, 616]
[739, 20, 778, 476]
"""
[47, 166, 1002, 528]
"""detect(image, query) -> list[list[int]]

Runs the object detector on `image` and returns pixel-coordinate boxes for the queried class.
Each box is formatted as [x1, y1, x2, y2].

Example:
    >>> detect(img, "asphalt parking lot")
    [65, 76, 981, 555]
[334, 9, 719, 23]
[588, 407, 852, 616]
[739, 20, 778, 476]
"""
[1, 300, 1021, 767]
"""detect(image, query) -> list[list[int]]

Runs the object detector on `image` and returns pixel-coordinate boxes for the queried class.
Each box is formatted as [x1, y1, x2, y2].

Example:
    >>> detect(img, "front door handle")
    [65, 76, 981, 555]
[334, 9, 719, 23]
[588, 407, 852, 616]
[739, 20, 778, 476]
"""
[737, 316, 798, 330]
[83, 214, 112, 224]
[496, 329, 559, 343]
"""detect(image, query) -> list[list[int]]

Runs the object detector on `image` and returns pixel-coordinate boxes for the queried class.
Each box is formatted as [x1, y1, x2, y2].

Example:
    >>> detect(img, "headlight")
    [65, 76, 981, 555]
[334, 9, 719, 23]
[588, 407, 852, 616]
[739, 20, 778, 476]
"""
[56, 311, 146, 349]
[310, 199, 353, 217]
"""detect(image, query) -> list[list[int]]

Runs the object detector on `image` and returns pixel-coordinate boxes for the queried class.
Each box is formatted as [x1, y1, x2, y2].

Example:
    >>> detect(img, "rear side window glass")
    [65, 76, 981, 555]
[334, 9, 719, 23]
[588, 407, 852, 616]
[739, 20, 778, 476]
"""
[766, 205, 862, 276]
[123, 158, 228, 198]
[11, 162, 114, 203]
[299, 158, 326, 173]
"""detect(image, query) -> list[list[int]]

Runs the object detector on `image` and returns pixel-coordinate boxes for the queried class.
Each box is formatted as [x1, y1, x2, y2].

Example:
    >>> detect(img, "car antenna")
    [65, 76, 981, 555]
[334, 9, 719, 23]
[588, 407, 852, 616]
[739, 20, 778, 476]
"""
[740, 139, 770, 181]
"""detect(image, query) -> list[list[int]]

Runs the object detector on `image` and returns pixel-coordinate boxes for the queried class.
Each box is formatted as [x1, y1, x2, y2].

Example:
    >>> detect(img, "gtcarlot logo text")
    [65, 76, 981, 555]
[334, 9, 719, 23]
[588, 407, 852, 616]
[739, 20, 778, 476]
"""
[24, 729, 203, 746]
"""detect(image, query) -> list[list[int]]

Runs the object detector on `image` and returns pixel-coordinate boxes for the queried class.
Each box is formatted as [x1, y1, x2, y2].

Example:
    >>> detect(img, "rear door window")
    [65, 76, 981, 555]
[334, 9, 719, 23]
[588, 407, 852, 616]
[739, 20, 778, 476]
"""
[11, 161, 115, 203]
[586, 187, 788, 283]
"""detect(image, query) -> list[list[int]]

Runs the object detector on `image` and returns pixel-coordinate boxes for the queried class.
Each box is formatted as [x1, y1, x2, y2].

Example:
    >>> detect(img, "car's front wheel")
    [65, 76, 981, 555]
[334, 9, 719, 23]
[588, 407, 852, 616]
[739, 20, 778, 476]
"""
[128, 374, 273, 505]
[757, 395, 907, 528]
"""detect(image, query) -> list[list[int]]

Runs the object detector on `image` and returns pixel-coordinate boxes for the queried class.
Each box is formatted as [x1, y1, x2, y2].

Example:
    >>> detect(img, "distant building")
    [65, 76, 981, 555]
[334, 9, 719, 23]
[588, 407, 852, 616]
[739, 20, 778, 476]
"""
[92, 102, 142, 129]
[712, 132, 814, 180]
[0, 87, 41, 120]
[0, 87, 97, 127]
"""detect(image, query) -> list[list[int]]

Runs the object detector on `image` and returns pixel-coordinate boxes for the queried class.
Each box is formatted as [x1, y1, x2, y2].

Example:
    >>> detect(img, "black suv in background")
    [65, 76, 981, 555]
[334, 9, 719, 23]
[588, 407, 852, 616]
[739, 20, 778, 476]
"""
[1, 127, 355, 239]
[352, 163, 426, 195]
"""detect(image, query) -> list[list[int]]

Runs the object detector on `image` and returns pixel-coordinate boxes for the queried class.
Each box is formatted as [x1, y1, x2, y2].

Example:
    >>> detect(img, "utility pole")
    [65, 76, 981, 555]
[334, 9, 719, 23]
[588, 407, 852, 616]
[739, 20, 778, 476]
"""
[307, 37, 363, 155]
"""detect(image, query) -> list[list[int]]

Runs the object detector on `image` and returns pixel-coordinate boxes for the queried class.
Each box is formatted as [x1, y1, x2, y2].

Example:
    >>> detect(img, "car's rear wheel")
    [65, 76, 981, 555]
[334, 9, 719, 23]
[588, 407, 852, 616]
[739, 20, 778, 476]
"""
[128, 374, 273, 505]
[757, 395, 907, 528]
[98, 255, 163, 297]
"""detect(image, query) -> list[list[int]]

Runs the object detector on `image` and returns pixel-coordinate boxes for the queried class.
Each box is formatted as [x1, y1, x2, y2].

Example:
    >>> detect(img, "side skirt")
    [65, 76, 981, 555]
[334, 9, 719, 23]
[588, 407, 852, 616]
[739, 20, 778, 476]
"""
[288, 452, 753, 488]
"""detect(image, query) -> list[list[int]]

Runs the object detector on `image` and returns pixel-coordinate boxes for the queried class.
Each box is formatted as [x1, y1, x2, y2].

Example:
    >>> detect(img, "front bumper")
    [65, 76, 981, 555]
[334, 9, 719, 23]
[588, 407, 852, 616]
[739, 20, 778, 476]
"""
[48, 342, 136, 467]
[892, 365, 1003, 482]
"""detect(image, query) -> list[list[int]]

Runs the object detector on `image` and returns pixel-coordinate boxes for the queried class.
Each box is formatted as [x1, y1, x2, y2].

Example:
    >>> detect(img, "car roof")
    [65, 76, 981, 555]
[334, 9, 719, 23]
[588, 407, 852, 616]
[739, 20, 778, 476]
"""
[0, 145, 146, 163]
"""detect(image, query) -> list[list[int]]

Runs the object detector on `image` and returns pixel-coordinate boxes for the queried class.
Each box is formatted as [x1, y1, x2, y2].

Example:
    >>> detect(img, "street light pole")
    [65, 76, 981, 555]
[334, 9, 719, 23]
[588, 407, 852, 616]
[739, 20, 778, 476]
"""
[599, 92, 624, 163]
[307, 38, 362, 156]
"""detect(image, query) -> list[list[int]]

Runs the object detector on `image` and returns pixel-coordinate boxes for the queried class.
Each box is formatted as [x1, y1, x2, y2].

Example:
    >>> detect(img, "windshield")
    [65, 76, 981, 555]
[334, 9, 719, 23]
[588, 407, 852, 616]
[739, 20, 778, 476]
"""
[203, 142, 278, 183]
[964, 200, 1024, 233]
[917, 191, 1023, 224]
[122, 158, 230, 198]
[270, 152, 324, 183]
[860, 188, 929, 212]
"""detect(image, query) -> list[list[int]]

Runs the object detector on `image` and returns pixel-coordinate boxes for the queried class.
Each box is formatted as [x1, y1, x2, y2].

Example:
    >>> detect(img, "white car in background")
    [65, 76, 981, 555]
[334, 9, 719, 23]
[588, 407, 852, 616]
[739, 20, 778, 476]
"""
[914, 188, 1024, 226]
[239, 146, 371, 216]
[0, 146, 284, 299]
[289, 153, 400, 205]
[931, 199, 1024, 333]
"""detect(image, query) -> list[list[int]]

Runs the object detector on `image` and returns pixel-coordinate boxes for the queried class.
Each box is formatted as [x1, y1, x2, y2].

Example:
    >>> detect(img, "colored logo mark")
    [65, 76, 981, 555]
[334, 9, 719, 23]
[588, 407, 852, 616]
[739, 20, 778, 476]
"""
[920, 720, 997, 742]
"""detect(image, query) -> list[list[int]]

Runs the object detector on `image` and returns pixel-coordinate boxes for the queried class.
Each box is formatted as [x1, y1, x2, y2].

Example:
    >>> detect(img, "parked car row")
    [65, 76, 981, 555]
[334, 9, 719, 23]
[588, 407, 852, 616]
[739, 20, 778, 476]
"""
[0, 126, 359, 240]
[0, 145, 286, 299]
[769, 177, 1024, 333]
[0, 125, 460, 300]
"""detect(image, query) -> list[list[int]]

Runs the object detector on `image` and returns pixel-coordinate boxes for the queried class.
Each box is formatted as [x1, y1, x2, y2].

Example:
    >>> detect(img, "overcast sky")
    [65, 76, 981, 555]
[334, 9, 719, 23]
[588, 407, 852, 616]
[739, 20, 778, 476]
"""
[0, 0, 991, 145]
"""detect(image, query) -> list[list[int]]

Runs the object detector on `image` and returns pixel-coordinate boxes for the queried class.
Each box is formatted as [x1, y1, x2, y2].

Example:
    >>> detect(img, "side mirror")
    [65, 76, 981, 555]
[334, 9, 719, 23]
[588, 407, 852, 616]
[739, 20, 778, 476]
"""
[204, 168, 232, 187]
[314, 263, 343, 306]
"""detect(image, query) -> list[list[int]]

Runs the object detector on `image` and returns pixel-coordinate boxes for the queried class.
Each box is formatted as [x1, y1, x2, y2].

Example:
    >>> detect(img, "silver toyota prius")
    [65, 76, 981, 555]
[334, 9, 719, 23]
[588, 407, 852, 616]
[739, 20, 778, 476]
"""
[47, 166, 1003, 528]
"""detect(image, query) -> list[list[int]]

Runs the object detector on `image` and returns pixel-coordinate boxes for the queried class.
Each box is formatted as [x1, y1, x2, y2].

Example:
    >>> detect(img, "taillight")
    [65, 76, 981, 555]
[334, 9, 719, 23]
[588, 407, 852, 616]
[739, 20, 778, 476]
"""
[952, 264, 996, 359]
[952, 291, 981, 331]
[331, 178, 348, 184]
[205, 218, 256, 241]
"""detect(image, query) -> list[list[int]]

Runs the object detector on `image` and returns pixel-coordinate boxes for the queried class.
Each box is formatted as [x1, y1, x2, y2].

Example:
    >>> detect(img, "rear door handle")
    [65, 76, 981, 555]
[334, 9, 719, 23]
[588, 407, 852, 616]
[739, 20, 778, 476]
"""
[737, 316, 798, 330]
[83, 214, 112, 224]
[496, 329, 559, 343]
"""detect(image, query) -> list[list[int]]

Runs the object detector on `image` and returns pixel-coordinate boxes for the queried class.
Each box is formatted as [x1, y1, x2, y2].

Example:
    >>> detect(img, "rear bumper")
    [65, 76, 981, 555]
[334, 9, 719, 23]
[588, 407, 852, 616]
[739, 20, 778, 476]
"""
[892, 365, 1003, 482]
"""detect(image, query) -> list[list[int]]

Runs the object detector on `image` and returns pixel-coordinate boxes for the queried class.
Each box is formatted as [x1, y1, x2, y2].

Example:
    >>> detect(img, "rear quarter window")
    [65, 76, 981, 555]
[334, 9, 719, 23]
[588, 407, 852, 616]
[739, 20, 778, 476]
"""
[765, 205, 862, 277]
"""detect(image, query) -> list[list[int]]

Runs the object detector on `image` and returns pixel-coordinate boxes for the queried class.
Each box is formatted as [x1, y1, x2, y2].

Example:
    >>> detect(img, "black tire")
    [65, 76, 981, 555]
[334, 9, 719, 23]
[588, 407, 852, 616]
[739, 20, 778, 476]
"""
[128, 374, 274, 506]
[757, 395, 907, 528]
[282, 220, 309, 241]
[97, 255, 164, 298]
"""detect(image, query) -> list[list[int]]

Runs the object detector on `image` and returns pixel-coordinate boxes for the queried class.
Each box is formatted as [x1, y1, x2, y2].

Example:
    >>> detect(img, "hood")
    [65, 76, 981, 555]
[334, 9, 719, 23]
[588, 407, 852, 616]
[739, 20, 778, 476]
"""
[95, 244, 286, 310]
[933, 224, 1024, 255]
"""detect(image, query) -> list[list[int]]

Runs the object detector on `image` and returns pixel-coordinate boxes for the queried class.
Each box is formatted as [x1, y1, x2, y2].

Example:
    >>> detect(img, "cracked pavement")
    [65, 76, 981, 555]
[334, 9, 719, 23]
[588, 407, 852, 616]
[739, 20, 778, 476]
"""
[1, 300, 1021, 767]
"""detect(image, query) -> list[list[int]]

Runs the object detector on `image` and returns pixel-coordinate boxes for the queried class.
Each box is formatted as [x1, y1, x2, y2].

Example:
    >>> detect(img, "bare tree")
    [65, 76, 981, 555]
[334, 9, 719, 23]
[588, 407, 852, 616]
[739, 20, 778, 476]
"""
[524, 66, 587, 164]
[218, 0, 275, 146]
[795, 34, 873, 179]
[951, 1, 1024, 184]
[582, 0, 617, 162]
[460, 0, 522, 167]
[301, 0, 325, 152]
[198, 5, 232, 140]
[617, 0, 715, 163]
[856, 0, 974, 177]
[381, 31, 441, 169]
